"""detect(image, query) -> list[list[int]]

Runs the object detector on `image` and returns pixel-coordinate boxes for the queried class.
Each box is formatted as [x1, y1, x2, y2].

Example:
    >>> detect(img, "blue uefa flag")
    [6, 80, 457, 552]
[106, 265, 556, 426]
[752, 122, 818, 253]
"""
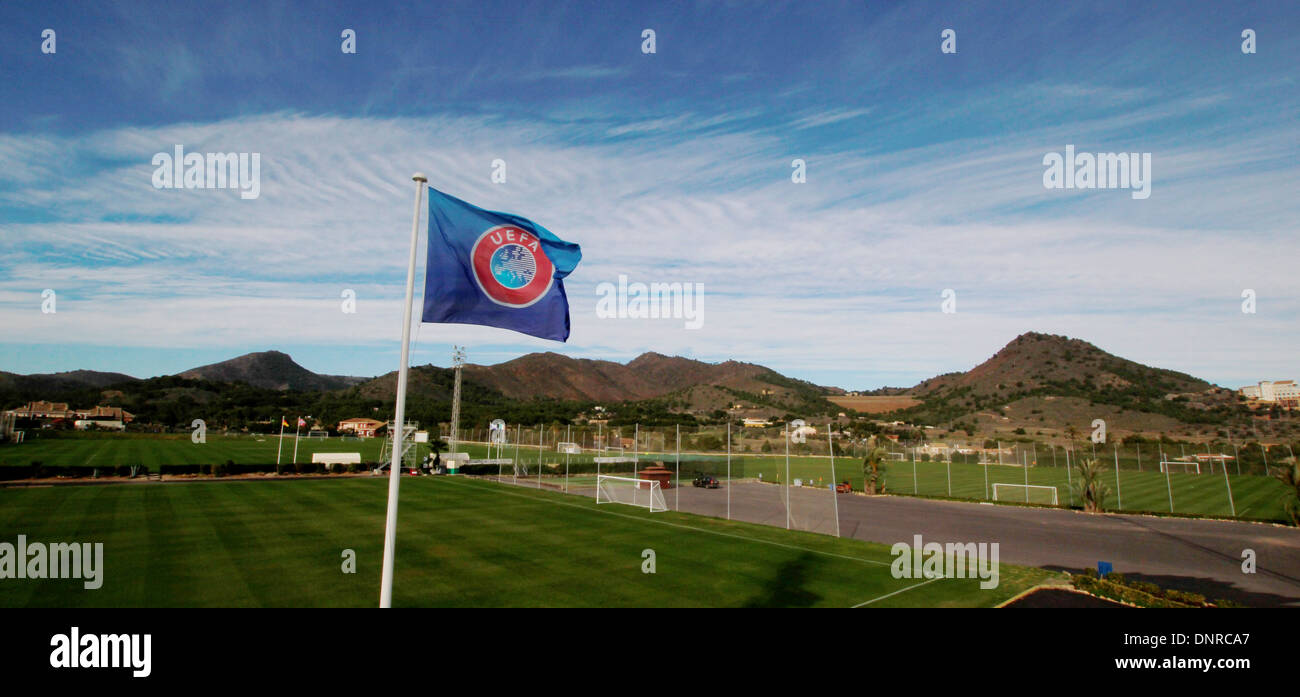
[422, 187, 582, 341]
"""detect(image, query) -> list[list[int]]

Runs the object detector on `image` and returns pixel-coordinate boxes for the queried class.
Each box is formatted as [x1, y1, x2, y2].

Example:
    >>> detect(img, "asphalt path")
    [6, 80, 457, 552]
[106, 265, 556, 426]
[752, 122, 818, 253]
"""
[532, 477, 1300, 607]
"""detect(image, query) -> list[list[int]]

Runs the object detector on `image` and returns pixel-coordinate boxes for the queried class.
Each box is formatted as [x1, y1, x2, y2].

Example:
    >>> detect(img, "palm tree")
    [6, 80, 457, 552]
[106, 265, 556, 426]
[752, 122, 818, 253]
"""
[427, 437, 449, 472]
[1072, 457, 1110, 513]
[861, 437, 889, 495]
[1269, 456, 1300, 526]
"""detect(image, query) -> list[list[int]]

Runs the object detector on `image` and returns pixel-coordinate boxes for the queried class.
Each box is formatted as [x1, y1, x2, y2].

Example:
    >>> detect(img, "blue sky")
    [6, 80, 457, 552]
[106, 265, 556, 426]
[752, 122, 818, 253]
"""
[1, 0, 1297, 390]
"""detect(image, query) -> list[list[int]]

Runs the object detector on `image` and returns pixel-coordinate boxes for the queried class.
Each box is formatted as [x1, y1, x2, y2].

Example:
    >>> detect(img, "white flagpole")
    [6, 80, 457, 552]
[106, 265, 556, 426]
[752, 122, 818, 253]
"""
[292, 418, 301, 463]
[1113, 443, 1122, 510]
[379, 173, 427, 609]
[784, 421, 791, 530]
[827, 422, 839, 537]
[726, 421, 731, 521]
[276, 416, 284, 465]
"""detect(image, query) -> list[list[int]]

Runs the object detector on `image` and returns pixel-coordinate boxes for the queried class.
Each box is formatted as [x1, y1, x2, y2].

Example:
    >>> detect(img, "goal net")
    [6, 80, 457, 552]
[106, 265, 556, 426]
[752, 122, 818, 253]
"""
[1159, 460, 1201, 475]
[596, 475, 667, 512]
[306, 430, 329, 439]
[992, 483, 1059, 505]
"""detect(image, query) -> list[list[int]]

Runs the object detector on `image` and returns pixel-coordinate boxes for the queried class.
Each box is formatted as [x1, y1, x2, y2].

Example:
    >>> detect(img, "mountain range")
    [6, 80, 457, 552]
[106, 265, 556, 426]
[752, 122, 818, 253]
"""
[3, 332, 1283, 439]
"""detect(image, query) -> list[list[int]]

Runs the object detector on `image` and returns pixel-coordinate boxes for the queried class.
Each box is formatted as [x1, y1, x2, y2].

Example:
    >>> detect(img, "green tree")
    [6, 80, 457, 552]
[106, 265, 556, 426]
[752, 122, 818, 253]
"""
[1270, 456, 1300, 526]
[861, 437, 889, 495]
[1072, 457, 1110, 513]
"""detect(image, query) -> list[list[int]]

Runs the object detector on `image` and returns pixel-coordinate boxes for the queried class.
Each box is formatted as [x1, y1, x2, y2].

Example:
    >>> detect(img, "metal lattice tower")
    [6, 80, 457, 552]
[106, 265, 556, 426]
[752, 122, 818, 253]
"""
[377, 420, 419, 472]
[449, 346, 466, 453]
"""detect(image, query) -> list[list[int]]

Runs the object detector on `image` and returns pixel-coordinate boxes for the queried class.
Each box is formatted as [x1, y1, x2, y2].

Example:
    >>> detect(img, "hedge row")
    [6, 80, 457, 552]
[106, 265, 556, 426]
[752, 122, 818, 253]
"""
[0, 464, 153, 481]
[1071, 569, 1241, 608]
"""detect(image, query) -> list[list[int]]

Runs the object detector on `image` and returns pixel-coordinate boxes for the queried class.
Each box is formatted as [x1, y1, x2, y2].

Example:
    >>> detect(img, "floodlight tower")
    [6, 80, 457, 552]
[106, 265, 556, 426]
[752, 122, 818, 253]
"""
[449, 346, 466, 453]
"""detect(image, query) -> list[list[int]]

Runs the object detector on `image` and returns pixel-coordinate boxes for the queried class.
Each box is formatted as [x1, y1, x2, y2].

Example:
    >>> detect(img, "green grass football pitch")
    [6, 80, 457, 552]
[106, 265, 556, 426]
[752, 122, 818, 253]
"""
[2, 434, 1290, 520]
[0, 476, 1056, 608]
[607, 448, 1290, 521]
[0, 433, 391, 468]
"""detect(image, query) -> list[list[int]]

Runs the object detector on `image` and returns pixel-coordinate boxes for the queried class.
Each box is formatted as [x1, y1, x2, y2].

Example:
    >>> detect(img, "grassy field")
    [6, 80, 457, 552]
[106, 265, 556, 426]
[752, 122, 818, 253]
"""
[2, 434, 1292, 520]
[0, 476, 1057, 608]
[0, 432, 393, 468]
[699, 453, 1292, 521]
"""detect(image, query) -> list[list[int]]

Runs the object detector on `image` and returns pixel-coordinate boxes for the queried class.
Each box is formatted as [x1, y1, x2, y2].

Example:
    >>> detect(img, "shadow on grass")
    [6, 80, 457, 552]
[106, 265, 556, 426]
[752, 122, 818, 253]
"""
[742, 552, 822, 608]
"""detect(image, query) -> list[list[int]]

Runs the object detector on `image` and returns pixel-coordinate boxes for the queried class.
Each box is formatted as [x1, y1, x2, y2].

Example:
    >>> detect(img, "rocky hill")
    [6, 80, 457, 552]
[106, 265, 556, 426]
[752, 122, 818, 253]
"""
[178, 351, 366, 392]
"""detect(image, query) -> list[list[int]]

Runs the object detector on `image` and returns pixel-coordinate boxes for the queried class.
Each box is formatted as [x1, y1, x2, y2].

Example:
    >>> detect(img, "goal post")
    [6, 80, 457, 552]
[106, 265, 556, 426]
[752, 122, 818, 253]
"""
[1159, 461, 1201, 475]
[991, 483, 1059, 505]
[596, 475, 667, 512]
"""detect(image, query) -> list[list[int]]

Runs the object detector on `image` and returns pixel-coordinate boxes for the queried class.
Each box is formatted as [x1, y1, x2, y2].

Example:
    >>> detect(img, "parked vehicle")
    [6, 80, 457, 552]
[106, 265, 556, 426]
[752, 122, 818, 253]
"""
[693, 473, 720, 489]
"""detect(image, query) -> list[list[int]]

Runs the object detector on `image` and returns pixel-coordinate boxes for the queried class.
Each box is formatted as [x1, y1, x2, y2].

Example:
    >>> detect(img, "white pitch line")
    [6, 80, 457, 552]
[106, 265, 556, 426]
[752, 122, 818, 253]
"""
[438, 476, 891, 567]
[851, 577, 941, 608]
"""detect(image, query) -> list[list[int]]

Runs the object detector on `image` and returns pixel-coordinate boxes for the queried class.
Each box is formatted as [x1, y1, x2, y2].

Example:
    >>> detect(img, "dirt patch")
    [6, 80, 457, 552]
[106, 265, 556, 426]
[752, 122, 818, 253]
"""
[830, 395, 921, 413]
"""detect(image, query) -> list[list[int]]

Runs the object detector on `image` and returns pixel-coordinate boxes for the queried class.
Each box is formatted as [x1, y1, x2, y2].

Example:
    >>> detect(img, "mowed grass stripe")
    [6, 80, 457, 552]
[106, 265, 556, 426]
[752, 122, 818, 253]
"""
[0, 485, 99, 607]
[428, 477, 1009, 608]
[0, 435, 391, 468]
[1, 476, 1053, 607]
[425, 477, 896, 608]
[395, 481, 718, 607]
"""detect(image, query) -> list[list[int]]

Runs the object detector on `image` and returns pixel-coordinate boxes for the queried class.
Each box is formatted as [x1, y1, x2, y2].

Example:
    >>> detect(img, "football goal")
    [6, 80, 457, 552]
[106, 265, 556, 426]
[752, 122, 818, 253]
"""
[556, 441, 581, 454]
[306, 430, 330, 439]
[1159, 460, 1201, 475]
[992, 483, 1059, 505]
[596, 475, 667, 512]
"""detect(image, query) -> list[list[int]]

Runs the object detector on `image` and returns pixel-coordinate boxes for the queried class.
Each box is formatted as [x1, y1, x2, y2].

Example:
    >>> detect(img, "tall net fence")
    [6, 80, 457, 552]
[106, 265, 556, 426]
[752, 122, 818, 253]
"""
[449, 422, 1296, 523]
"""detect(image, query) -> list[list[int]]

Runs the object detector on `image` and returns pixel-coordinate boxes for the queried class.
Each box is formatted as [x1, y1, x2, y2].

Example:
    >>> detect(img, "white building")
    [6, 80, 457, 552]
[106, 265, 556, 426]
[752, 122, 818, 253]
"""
[1240, 380, 1299, 406]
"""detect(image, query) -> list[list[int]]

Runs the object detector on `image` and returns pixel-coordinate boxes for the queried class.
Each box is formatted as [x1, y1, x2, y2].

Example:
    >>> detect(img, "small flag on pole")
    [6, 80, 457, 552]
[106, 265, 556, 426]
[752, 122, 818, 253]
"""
[298, 417, 306, 428]
[282, 417, 289, 428]
[422, 187, 582, 341]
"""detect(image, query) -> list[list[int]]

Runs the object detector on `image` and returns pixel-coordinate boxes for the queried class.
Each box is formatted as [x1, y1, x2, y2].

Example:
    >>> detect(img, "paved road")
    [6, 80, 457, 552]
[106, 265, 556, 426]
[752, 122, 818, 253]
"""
[531, 477, 1300, 607]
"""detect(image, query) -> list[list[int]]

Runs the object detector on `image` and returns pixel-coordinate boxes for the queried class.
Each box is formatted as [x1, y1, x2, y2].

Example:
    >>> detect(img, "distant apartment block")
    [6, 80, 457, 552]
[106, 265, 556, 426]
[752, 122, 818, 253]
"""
[3, 401, 135, 430]
[337, 418, 385, 437]
[1239, 380, 1299, 407]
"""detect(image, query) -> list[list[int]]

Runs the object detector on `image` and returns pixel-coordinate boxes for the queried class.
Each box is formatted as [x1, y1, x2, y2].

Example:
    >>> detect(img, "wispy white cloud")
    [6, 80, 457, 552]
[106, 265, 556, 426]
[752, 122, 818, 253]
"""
[790, 108, 873, 129]
[0, 95, 1296, 388]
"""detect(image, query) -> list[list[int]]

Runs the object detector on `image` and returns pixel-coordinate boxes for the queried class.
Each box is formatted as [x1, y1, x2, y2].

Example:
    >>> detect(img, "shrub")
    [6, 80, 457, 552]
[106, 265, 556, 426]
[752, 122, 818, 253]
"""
[1166, 590, 1207, 607]
[1129, 580, 1161, 596]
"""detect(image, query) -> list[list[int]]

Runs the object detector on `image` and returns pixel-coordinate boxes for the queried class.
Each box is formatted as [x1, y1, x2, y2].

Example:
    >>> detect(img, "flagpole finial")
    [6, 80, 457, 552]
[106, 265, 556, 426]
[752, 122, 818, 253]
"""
[412, 173, 428, 183]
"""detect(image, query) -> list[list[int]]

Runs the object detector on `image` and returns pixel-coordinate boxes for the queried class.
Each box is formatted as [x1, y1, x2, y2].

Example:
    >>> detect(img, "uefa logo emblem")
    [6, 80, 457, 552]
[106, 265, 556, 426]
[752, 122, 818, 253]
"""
[470, 225, 556, 308]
